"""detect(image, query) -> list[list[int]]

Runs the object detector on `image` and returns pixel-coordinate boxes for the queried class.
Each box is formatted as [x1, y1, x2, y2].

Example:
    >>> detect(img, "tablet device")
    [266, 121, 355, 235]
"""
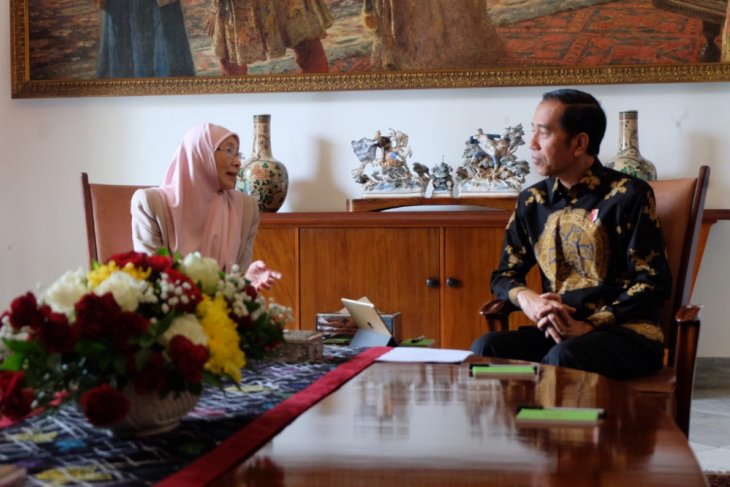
[341, 298, 397, 347]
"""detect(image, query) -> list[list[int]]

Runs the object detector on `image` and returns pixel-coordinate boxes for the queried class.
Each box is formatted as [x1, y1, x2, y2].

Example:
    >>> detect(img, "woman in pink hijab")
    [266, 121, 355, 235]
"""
[131, 123, 279, 289]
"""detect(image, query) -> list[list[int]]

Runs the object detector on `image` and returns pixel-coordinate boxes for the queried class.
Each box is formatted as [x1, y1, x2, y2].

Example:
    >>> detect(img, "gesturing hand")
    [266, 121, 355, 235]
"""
[245, 260, 282, 291]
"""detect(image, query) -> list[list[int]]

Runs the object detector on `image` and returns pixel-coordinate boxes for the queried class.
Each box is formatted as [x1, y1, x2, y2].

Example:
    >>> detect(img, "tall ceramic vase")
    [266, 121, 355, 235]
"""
[606, 110, 657, 181]
[237, 114, 289, 212]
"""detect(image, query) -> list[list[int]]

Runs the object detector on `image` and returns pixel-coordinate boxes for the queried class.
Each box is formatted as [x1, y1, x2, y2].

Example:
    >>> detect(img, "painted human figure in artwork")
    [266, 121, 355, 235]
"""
[94, 0, 195, 78]
[208, 0, 333, 75]
[361, 0, 507, 70]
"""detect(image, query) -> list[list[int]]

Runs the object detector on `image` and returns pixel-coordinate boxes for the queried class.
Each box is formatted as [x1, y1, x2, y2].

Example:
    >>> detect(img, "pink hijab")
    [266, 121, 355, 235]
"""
[157, 123, 244, 267]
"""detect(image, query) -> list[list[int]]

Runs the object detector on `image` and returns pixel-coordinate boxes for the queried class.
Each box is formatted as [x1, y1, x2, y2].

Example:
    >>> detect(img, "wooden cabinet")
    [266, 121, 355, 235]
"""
[253, 211, 538, 350]
[299, 227, 440, 344]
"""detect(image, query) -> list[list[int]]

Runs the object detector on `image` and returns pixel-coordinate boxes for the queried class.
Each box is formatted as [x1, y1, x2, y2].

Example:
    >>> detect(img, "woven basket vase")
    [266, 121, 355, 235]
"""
[110, 388, 200, 437]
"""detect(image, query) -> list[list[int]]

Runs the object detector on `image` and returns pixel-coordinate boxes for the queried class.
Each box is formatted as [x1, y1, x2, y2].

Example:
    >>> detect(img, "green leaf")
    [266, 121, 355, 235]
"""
[135, 348, 151, 372]
[113, 356, 127, 376]
[0, 353, 24, 371]
[5, 339, 42, 355]
[151, 313, 174, 337]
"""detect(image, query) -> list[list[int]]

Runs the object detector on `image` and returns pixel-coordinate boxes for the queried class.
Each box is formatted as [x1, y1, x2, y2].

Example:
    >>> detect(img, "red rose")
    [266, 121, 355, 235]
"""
[146, 254, 174, 273]
[74, 293, 122, 340]
[132, 352, 167, 394]
[106, 251, 148, 269]
[80, 384, 129, 426]
[233, 314, 254, 330]
[107, 312, 149, 353]
[169, 335, 209, 384]
[0, 371, 34, 421]
[1, 292, 45, 330]
[34, 308, 79, 354]
[244, 285, 258, 300]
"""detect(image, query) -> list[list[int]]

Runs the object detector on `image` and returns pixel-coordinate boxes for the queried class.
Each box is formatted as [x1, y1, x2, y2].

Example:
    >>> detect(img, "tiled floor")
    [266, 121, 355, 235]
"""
[689, 360, 730, 472]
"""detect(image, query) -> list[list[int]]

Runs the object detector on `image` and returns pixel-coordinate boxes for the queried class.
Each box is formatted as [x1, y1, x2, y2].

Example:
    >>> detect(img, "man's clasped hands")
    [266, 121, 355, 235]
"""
[516, 290, 596, 342]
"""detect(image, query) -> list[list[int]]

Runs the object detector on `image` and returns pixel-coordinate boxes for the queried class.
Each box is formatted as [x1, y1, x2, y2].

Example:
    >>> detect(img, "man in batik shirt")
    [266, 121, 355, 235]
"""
[471, 89, 671, 380]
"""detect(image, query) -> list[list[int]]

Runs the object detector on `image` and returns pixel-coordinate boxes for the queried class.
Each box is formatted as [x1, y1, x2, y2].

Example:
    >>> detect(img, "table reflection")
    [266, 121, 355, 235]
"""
[219, 361, 704, 487]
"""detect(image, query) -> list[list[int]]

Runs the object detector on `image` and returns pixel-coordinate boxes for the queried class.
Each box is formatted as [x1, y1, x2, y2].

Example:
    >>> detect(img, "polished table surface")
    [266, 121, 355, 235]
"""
[212, 360, 707, 487]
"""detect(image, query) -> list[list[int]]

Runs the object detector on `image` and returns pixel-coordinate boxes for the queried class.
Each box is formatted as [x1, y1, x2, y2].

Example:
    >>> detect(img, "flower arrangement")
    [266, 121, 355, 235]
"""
[0, 251, 287, 428]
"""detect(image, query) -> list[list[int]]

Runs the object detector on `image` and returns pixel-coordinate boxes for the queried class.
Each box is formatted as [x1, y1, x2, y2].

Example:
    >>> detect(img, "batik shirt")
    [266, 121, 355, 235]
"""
[491, 160, 672, 342]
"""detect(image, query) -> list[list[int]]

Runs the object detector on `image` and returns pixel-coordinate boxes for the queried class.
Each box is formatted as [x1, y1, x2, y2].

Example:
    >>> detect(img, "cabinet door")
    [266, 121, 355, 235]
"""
[442, 227, 505, 349]
[253, 228, 298, 327]
[300, 228, 440, 344]
[442, 227, 542, 350]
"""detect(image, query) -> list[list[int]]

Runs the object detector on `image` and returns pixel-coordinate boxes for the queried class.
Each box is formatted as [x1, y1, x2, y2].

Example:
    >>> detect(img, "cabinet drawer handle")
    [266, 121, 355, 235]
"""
[446, 277, 461, 288]
[425, 278, 440, 288]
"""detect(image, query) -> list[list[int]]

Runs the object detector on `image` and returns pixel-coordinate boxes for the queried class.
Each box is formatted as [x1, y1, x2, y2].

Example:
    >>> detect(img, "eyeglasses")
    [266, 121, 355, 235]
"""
[216, 146, 243, 159]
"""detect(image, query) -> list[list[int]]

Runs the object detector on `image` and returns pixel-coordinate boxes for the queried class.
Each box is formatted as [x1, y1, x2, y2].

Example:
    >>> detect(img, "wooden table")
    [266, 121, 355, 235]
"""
[211, 360, 707, 487]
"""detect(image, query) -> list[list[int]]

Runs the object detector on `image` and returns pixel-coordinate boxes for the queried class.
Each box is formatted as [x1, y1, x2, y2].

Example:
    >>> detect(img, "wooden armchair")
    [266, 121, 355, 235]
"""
[479, 166, 710, 437]
[81, 172, 148, 266]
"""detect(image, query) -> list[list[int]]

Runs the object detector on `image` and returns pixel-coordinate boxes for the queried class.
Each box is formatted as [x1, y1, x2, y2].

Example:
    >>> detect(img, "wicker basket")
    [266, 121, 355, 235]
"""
[111, 388, 200, 437]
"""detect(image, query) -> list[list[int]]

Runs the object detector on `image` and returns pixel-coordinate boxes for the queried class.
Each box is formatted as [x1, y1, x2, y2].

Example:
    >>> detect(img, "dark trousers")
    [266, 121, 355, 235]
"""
[470, 325, 664, 380]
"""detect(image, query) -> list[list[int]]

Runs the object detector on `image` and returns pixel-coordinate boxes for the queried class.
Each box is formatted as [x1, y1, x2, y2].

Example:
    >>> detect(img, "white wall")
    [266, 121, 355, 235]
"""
[1, 7, 728, 356]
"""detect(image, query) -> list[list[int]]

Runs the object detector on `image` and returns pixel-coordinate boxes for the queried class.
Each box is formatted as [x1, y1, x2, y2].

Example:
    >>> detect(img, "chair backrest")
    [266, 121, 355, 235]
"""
[648, 165, 709, 366]
[81, 173, 149, 266]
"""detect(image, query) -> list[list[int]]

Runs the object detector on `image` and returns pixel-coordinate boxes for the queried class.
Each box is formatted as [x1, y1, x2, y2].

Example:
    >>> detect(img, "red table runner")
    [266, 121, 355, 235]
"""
[157, 346, 389, 487]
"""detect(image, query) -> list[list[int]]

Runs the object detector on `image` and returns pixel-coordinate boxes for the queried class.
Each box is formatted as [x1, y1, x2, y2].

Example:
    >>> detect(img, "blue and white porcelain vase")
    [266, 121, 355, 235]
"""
[606, 110, 657, 181]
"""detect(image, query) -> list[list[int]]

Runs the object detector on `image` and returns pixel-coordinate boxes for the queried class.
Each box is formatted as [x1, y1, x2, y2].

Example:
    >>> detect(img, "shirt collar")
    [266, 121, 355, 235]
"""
[546, 159, 605, 204]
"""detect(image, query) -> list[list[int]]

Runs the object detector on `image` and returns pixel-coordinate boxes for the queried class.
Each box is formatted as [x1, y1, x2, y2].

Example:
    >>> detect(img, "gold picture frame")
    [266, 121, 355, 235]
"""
[10, 0, 730, 99]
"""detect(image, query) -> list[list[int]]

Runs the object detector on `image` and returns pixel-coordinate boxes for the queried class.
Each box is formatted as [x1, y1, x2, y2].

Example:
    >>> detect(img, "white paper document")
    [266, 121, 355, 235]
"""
[376, 347, 472, 363]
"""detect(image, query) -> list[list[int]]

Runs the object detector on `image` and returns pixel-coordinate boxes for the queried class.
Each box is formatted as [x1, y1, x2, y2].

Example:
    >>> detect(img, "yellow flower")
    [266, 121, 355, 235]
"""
[197, 294, 246, 382]
[120, 263, 151, 282]
[87, 262, 150, 289]
[86, 261, 121, 289]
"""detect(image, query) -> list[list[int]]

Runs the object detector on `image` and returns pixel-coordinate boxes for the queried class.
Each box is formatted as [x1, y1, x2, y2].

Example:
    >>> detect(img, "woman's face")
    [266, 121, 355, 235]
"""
[215, 135, 241, 191]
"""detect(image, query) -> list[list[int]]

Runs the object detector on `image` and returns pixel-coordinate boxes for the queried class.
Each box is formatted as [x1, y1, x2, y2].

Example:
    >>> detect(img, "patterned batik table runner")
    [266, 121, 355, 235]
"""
[0, 346, 387, 486]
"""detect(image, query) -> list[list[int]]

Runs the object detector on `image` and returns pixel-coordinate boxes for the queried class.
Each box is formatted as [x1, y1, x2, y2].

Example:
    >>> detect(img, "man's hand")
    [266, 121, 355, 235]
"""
[537, 306, 595, 342]
[516, 289, 594, 342]
[516, 290, 574, 323]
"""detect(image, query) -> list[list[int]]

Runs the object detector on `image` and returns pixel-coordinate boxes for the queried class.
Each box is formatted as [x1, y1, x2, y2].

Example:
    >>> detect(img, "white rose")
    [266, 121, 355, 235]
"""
[159, 313, 208, 347]
[41, 268, 88, 316]
[94, 271, 146, 312]
[182, 252, 220, 294]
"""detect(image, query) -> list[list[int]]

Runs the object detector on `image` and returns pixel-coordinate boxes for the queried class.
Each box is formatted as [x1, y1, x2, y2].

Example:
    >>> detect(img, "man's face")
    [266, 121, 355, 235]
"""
[529, 100, 580, 179]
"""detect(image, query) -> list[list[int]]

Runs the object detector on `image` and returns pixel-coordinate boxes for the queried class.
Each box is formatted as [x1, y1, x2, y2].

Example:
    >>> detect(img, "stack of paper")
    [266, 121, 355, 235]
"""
[375, 347, 472, 363]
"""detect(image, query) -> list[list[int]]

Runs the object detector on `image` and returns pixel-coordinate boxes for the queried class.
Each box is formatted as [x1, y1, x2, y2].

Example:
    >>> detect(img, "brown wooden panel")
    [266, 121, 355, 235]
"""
[253, 228, 298, 328]
[442, 226, 506, 350]
[299, 228, 440, 343]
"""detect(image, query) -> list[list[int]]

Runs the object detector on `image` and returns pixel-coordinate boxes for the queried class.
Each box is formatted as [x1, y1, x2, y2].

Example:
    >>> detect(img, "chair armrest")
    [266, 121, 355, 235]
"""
[479, 299, 517, 332]
[673, 304, 702, 437]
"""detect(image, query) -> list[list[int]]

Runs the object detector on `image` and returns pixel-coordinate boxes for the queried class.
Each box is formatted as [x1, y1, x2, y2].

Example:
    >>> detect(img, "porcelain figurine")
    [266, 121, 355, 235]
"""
[351, 129, 429, 197]
[430, 159, 455, 197]
[455, 124, 530, 197]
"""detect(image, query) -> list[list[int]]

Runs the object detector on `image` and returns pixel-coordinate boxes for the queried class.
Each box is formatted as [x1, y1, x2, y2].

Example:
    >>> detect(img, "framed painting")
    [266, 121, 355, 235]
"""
[10, 0, 730, 99]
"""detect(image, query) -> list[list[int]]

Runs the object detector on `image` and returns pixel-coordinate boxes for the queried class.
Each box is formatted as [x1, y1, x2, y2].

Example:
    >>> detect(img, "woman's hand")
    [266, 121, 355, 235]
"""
[245, 260, 282, 291]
